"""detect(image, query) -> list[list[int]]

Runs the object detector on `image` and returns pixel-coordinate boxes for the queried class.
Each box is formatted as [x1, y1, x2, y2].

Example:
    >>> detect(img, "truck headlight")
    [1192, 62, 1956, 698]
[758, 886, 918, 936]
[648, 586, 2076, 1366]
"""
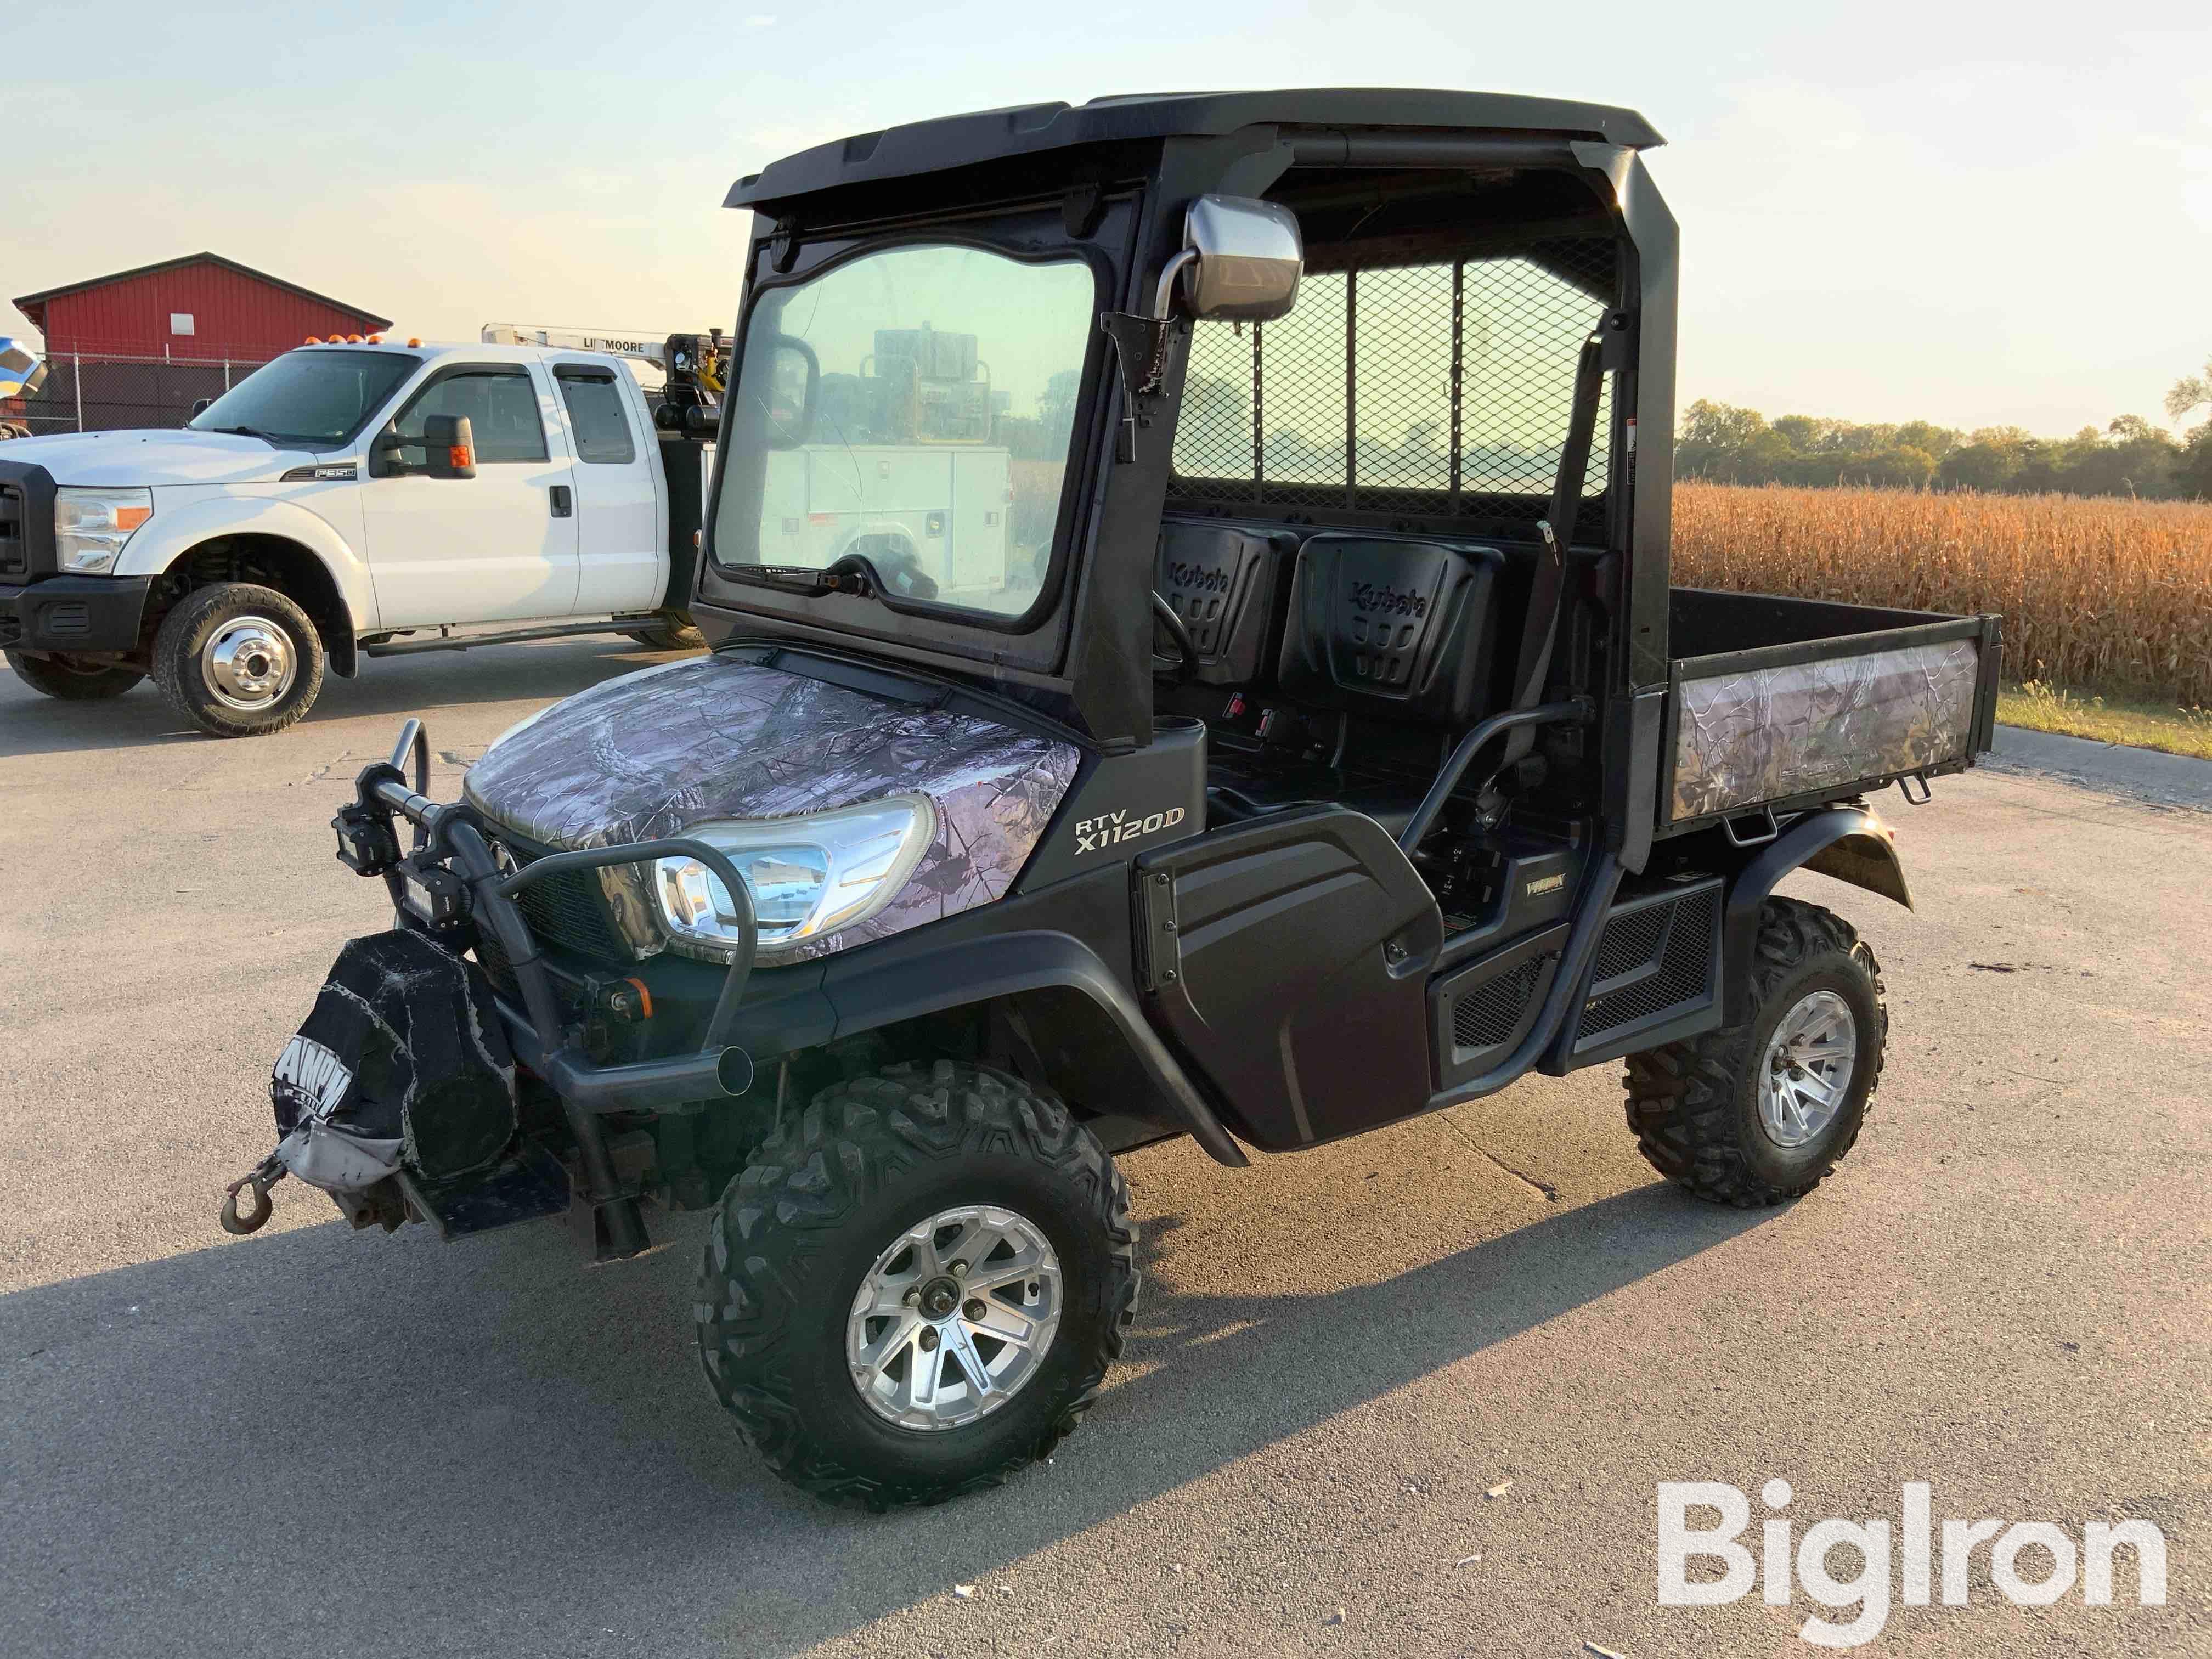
[653, 794, 936, 963]
[55, 487, 154, 574]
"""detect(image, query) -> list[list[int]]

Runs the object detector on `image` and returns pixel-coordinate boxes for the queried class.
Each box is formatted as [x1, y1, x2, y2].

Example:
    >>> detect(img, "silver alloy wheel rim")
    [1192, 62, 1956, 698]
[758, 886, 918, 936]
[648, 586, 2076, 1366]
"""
[1757, 989, 1858, 1148]
[845, 1203, 1063, 1431]
[202, 616, 296, 712]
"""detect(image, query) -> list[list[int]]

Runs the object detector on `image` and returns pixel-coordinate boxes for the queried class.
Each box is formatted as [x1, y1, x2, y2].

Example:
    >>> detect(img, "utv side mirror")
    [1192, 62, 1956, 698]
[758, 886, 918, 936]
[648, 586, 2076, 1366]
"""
[760, 334, 820, 451]
[1161, 194, 1304, 322]
[422, 414, 477, 479]
[190, 396, 213, 418]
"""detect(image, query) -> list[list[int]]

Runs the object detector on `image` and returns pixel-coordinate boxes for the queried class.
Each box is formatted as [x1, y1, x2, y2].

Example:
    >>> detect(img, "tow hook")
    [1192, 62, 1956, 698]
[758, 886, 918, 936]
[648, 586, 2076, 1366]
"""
[218, 1155, 287, 1235]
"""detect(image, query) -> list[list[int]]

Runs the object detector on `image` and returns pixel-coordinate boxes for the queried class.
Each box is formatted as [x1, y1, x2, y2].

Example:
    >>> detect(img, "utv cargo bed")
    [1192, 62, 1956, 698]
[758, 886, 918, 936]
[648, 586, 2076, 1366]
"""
[1662, 589, 2001, 831]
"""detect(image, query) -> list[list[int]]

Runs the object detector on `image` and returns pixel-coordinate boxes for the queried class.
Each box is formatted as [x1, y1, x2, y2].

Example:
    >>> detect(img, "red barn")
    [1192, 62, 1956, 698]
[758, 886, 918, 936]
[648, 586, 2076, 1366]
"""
[14, 252, 391, 362]
[10, 253, 392, 433]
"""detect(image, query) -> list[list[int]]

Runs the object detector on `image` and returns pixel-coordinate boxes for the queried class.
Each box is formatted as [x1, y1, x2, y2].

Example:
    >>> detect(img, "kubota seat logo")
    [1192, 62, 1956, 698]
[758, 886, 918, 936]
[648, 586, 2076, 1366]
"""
[1166, 561, 1231, 593]
[1349, 581, 1429, 618]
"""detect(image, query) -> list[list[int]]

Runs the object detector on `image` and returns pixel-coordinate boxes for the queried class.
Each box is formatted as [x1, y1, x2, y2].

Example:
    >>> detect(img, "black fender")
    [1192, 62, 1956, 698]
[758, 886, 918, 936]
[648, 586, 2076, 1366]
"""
[1722, 807, 1911, 1020]
[819, 928, 1251, 1167]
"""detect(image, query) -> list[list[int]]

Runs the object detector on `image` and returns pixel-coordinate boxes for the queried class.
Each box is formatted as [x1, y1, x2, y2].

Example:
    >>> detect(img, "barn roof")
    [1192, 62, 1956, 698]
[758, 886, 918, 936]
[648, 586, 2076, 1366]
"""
[12, 252, 393, 331]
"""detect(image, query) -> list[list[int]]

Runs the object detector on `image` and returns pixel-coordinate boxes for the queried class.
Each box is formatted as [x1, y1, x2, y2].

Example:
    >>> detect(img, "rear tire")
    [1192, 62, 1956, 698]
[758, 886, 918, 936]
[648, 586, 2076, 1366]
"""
[636, 608, 705, 651]
[1623, 896, 1886, 1206]
[695, 1060, 1138, 1510]
[152, 582, 324, 737]
[5, 648, 144, 700]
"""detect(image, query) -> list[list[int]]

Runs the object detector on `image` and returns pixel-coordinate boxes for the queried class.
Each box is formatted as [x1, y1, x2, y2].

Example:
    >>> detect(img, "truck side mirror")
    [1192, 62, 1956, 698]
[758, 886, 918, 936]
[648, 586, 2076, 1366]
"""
[191, 396, 213, 418]
[1163, 195, 1304, 322]
[760, 335, 819, 451]
[422, 414, 477, 479]
[369, 425, 404, 477]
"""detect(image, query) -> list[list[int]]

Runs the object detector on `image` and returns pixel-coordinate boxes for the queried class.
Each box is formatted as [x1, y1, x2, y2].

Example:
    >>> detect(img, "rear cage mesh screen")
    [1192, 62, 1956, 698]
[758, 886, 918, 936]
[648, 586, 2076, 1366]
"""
[1169, 239, 1617, 527]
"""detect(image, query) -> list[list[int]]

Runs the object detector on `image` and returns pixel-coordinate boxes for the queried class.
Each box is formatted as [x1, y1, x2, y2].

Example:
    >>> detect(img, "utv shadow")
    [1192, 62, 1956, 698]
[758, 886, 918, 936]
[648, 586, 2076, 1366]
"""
[1, 1165, 1763, 1656]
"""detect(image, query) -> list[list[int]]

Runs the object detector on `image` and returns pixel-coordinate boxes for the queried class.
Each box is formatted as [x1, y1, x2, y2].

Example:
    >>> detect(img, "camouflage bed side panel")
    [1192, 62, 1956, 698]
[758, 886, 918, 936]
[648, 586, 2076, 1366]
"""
[1669, 637, 1979, 822]
[462, 656, 1081, 961]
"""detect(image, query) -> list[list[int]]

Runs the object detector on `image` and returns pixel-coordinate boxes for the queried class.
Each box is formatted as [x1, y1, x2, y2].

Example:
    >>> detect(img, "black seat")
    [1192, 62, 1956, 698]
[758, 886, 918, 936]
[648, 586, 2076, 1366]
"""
[1153, 520, 1289, 685]
[1201, 533, 1504, 837]
[1275, 533, 1502, 723]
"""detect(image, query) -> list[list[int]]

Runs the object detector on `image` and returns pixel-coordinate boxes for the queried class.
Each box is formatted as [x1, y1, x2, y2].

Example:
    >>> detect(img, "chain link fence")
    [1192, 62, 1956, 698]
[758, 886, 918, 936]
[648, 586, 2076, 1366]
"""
[1, 351, 270, 436]
[1169, 238, 1618, 527]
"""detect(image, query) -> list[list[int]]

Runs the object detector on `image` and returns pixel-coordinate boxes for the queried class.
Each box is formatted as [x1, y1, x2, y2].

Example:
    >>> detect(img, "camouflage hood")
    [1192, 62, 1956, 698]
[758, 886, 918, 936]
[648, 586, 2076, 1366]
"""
[463, 653, 1081, 958]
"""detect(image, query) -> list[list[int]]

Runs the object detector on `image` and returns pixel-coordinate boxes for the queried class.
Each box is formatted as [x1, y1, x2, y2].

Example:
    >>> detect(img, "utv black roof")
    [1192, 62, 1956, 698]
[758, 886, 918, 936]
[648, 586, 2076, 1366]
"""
[725, 88, 1666, 209]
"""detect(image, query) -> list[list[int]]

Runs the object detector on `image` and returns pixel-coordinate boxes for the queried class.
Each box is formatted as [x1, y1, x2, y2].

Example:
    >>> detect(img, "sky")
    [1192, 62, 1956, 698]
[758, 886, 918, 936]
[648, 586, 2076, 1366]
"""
[5, 1, 2210, 437]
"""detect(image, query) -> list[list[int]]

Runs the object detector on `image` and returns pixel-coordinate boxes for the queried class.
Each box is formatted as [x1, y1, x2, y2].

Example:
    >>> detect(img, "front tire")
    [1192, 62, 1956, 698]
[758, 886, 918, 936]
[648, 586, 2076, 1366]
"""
[5, 648, 145, 701]
[636, 608, 705, 651]
[696, 1061, 1138, 1509]
[152, 583, 325, 737]
[1623, 896, 1886, 1206]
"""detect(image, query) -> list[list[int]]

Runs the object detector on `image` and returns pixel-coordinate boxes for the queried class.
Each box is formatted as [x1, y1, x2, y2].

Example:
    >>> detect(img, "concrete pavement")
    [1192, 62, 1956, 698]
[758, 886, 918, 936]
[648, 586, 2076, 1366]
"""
[1, 645, 2204, 1658]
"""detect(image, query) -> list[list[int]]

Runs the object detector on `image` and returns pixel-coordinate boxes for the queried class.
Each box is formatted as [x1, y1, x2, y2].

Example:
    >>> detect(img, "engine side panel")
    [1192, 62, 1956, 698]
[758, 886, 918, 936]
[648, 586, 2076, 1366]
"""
[1135, 808, 1441, 1151]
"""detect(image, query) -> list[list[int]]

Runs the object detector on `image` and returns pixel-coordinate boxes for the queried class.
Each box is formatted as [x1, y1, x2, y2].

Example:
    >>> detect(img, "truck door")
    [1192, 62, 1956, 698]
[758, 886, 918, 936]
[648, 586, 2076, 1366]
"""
[554, 363, 664, 615]
[358, 362, 580, 627]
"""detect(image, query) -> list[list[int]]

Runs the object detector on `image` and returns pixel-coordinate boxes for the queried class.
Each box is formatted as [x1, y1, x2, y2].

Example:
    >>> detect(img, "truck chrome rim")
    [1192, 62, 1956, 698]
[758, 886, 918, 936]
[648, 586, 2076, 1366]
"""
[1758, 990, 1858, 1148]
[204, 617, 295, 711]
[845, 1203, 1062, 1431]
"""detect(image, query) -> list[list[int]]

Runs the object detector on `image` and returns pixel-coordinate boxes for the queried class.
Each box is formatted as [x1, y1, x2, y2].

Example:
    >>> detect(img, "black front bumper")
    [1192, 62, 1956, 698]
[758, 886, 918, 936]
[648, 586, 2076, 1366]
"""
[0, 573, 156, 654]
[0, 456, 57, 582]
[339, 718, 761, 1115]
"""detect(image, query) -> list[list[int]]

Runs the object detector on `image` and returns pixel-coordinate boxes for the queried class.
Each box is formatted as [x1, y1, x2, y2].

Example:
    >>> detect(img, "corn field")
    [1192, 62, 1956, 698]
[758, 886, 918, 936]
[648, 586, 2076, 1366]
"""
[1673, 482, 2212, 707]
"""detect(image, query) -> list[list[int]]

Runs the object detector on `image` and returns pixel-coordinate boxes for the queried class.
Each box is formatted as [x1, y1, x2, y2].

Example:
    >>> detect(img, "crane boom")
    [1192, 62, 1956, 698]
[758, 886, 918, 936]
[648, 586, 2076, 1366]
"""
[479, 324, 729, 409]
[479, 324, 674, 366]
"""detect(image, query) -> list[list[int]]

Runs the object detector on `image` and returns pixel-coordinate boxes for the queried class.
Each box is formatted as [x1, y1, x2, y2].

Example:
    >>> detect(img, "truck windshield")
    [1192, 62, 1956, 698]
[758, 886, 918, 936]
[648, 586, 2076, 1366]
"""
[188, 349, 417, 446]
[713, 244, 1096, 620]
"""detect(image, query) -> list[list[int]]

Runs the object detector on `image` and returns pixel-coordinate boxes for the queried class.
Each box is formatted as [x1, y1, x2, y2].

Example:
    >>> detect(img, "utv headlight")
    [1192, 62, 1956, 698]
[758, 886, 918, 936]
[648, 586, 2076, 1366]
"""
[653, 794, 936, 963]
[55, 487, 154, 574]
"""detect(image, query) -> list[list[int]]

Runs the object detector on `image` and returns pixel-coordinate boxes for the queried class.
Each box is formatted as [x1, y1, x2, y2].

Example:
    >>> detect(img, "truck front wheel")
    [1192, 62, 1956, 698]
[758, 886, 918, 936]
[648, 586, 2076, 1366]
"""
[152, 583, 326, 737]
[636, 608, 705, 651]
[5, 649, 145, 701]
[1623, 896, 1887, 1207]
[696, 1060, 1139, 1509]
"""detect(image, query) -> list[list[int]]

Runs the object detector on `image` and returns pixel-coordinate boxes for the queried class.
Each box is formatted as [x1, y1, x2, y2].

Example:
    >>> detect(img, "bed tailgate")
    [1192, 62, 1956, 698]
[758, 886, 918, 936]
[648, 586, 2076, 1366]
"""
[1662, 591, 2003, 829]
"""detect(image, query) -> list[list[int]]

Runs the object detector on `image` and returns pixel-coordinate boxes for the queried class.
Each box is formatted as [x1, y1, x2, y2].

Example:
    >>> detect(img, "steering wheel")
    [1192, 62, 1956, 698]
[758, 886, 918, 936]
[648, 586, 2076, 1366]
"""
[1151, 591, 1199, 684]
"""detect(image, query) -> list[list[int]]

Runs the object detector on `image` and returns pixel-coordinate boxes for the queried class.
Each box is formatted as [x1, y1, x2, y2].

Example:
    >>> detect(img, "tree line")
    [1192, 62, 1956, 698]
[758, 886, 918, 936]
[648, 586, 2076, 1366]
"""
[1677, 362, 2212, 500]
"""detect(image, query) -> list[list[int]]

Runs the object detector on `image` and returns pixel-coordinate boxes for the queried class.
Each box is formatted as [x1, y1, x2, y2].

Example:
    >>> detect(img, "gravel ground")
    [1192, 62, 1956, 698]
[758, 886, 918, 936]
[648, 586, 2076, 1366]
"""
[1, 642, 2205, 1658]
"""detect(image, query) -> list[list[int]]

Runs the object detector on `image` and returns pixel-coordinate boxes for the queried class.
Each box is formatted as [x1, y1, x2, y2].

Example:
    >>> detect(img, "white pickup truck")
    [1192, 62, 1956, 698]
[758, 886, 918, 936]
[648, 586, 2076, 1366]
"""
[0, 333, 719, 735]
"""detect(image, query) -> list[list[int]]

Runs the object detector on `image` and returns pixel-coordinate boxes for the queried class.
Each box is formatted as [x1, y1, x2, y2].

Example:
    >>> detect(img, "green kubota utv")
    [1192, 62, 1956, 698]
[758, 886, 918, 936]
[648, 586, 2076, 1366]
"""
[224, 89, 2001, 1509]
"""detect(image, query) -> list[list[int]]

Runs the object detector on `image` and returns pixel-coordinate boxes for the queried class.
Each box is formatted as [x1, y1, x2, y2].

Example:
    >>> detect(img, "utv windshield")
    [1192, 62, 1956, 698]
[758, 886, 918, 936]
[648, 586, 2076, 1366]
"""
[713, 244, 1096, 620]
[188, 348, 417, 446]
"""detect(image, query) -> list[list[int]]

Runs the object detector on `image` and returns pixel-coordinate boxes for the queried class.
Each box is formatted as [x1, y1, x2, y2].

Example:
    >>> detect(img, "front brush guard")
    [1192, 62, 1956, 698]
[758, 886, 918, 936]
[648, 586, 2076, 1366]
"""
[334, 718, 758, 1256]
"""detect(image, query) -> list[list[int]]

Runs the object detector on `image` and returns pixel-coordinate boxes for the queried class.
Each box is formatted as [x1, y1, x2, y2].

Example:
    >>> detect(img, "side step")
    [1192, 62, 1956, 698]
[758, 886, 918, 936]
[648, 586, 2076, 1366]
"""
[361, 618, 656, 657]
[395, 1140, 572, 1241]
